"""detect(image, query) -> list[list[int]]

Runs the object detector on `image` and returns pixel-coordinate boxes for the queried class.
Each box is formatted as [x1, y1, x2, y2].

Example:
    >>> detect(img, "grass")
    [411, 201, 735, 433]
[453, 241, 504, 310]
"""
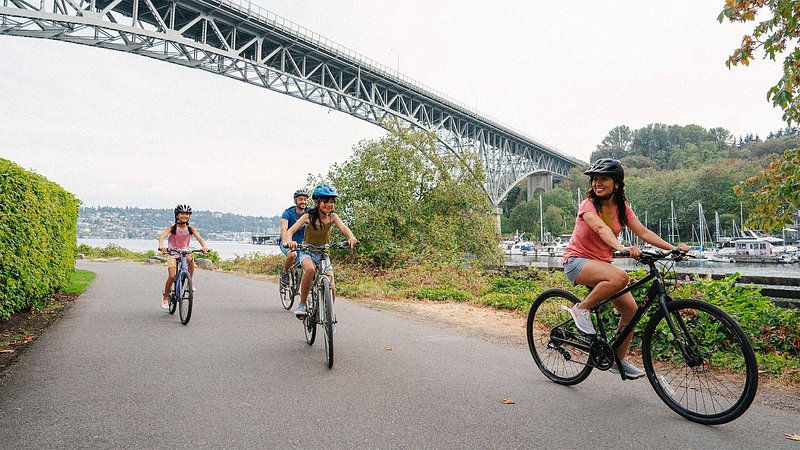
[61, 269, 96, 294]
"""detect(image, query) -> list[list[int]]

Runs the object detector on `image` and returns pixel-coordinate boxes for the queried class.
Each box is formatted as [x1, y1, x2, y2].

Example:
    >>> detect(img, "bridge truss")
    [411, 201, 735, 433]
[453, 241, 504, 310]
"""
[1, 0, 583, 205]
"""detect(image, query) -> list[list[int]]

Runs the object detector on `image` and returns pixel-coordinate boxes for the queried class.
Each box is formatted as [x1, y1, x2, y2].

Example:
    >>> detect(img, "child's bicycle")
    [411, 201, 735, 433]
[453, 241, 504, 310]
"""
[289, 241, 353, 368]
[279, 258, 303, 310]
[527, 249, 758, 425]
[166, 248, 206, 325]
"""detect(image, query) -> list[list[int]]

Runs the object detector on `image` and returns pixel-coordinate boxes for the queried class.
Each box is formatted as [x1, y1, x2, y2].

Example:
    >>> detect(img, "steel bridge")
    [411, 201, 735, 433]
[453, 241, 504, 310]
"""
[0, 0, 584, 205]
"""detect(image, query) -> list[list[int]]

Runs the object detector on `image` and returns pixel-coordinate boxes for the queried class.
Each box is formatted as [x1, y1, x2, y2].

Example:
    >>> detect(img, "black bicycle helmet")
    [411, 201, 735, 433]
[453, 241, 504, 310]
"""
[174, 204, 192, 218]
[293, 189, 309, 199]
[584, 158, 624, 181]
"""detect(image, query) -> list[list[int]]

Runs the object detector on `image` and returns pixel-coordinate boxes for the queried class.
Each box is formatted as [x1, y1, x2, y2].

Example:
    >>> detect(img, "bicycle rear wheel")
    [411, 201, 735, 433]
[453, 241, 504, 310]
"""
[304, 290, 317, 345]
[527, 289, 593, 385]
[642, 298, 758, 425]
[280, 281, 293, 310]
[179, 273, 193, 325]
[168, 287, 177, 315]
[321, 276, 334, 368]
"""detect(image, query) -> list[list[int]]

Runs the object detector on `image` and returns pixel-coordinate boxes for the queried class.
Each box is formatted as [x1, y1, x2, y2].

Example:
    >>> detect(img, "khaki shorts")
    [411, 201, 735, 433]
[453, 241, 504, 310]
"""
[166, 254, 192, 269]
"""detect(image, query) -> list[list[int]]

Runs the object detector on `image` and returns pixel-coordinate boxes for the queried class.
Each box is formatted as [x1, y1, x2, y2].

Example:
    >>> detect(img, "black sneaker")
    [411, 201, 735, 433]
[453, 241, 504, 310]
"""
[280, 272, 289, 287]
[609, 359, 646, 379]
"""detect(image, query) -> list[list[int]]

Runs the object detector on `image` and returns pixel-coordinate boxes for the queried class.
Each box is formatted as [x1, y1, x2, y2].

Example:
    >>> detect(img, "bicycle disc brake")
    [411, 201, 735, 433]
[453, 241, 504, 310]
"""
[590, 339, 615, 370]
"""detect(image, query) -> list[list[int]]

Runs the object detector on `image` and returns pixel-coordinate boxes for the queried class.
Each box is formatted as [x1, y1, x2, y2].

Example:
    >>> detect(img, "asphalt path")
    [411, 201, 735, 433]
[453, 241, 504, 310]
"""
[1, 260, 797, 448]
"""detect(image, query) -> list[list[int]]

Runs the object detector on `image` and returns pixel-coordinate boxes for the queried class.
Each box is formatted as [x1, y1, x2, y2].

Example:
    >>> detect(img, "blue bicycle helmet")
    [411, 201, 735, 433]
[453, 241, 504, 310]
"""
[312, 183, 338, 200]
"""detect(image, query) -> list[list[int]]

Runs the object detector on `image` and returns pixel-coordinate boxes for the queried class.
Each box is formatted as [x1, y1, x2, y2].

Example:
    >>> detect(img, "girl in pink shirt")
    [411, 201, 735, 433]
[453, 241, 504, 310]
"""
[563, 159, 689, 378]
[157, 204, 208, 309]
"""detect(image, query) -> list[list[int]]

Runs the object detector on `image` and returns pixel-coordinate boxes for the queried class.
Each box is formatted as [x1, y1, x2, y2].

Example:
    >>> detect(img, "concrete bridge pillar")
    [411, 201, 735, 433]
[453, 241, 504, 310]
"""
[494, 207, 503, 235]
[527, 173, 554, 201]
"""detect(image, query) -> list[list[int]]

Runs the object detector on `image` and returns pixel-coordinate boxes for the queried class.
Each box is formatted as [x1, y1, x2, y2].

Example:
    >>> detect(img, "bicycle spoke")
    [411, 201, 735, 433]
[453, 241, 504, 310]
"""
[527, 289, 593, 385]
[643, 299, 757, 424]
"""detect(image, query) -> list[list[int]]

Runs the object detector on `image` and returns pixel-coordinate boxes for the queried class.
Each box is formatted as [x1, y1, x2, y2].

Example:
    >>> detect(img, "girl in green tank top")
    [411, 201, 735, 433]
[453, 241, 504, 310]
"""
[282, 183, 357, 318]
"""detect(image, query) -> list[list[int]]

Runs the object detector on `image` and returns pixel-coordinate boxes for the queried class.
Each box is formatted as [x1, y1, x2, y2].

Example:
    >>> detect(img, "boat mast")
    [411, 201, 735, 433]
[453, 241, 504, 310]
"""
[668, 201, 679, 243]
[698, 202, 704, 251]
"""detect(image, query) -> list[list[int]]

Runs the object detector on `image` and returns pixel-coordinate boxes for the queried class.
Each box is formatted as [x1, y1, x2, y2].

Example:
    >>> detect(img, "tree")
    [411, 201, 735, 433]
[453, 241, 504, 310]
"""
[720, 1, 800, 124]
[720, 2, 800, 230]
[328, 122, 501, 267]
[735, 148, 800, 231]
[592, 125, 633, 161]
[710, 127, 735, 150]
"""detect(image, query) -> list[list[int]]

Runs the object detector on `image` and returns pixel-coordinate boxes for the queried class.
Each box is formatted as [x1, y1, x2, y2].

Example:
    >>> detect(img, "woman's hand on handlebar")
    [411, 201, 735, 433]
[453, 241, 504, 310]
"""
[622, 245, 641, 258]
[673, 243, 690, 253]
[347, 237, 358, 249]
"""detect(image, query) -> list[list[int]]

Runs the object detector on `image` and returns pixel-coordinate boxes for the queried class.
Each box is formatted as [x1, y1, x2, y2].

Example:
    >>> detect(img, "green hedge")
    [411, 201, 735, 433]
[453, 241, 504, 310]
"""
[0, 159, 79, 319]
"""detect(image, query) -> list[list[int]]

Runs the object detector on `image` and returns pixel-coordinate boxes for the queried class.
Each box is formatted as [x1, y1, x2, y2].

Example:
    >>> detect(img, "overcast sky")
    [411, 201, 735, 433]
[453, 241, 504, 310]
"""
[0, 1, 786, 216]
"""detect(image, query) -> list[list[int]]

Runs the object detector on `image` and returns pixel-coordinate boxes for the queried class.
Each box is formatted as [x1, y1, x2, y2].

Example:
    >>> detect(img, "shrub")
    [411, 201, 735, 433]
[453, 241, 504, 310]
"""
[0, 159, 78, 318]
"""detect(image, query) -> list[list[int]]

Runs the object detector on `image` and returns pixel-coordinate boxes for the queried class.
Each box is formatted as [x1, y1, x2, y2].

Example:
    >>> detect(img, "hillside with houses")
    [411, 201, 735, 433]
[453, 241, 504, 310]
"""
[78, 206, 280, 241]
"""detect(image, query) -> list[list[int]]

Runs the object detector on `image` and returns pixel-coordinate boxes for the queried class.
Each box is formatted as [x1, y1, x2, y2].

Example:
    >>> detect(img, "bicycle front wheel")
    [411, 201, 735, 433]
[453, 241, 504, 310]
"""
[179, 273, 193, 325]
[642, 298, 758, 425]
[321, 276, 334, 369]
[527, 289, 593, 385]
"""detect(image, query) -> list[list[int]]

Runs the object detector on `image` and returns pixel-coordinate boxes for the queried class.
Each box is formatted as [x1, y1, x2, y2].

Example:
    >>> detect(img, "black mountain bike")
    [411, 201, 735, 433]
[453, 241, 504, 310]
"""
[166, 248, 205, 325]
[527, 249, 758, 425]
[280, 258, 303, 310]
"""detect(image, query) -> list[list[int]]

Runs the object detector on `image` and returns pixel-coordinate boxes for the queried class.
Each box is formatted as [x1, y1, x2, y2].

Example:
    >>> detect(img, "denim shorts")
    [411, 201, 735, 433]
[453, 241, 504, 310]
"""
[296, 249, 332, 271]
[564, 257, 590, 284]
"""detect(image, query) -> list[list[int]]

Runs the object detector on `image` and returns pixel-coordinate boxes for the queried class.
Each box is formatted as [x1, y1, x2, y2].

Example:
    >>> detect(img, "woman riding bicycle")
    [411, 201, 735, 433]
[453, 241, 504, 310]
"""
[157, 204, 208, 309]
[562, 159, 689, 378]
[283, 183, 357, 318]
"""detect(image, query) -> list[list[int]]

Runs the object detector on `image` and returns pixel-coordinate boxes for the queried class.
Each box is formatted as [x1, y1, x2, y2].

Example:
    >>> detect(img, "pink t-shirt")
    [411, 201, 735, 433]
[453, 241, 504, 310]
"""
[168, 225, 192, 252]
[563, 199, 637, 263]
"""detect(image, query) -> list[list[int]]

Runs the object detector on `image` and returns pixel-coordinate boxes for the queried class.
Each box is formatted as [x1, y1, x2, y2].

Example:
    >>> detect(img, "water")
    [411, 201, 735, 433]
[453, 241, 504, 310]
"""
[78, 238, 800, 278]
[77, 238, 281, 260]
[505, 254, 800, 278]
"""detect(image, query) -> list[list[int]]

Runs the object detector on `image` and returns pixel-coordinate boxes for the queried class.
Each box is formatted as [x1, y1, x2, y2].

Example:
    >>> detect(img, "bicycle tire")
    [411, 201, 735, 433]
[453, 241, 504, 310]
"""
[280, 280, 293, 310]
[642, 298, 758, 425]
[321, 276, 334, 368]
[179, 272, 193, 325]
[168, 287, 177, 315]
[304, 287, 317, 345]
[527, 289, 593, 385]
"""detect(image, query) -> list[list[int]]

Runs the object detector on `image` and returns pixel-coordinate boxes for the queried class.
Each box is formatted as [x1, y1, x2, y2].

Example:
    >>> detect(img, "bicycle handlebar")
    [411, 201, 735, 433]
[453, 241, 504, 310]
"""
[282, 240, 356, 252]
[613, 248, 688, 262]
[162, 248, 208, 256]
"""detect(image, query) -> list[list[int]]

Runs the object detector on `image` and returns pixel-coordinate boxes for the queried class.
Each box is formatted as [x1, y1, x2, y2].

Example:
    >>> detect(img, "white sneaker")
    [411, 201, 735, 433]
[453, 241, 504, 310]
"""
[161, 298, 169, 309]
[609, 359, 646, 379]
[562, 304, 596, 334]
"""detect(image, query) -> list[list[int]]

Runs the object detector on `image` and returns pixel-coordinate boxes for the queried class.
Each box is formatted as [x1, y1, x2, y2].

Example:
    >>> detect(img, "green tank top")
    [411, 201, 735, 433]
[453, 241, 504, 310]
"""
[303, 219, 333, 246]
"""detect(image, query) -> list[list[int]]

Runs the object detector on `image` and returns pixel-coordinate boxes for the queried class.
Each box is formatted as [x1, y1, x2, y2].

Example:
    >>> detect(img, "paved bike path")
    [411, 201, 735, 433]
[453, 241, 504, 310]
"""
[0, 260, 797, 448]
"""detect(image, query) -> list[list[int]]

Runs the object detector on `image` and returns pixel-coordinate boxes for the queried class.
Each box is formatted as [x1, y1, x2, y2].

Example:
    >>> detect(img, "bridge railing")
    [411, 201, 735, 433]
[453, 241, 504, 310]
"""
[217, 0, 562, 155]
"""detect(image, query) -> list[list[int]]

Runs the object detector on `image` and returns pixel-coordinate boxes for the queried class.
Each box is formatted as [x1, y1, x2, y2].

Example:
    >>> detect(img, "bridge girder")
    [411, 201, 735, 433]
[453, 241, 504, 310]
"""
[1, 0, 584, 204]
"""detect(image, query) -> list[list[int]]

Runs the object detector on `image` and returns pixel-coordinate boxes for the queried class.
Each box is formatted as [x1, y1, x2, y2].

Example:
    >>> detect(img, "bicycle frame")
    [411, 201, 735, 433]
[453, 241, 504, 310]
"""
[307, 249, 334, 317]
[572, 252, 701, 377]
[170, 249, 193, 295]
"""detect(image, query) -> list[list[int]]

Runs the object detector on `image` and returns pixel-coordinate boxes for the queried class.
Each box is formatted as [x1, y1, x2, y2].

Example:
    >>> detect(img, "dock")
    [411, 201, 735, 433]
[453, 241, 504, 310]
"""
[251, 234, 280, 245]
